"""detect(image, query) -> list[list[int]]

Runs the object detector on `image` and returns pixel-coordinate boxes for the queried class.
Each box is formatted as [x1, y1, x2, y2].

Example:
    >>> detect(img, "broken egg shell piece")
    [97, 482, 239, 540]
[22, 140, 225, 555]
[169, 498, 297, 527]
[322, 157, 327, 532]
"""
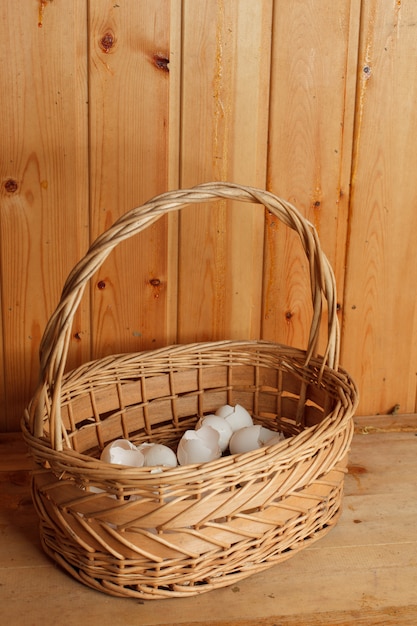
[229, 425, 264, 455]
[100, 439, 145, 467]
[196, 414, 233, 452]
[265, 432, 286, 447]
[177, 425, 222, 466]
[214, 404, 234, 418]
[138, 443, 178, 468]
[215, 404, 253, 432]
[258, 426, 280, 445]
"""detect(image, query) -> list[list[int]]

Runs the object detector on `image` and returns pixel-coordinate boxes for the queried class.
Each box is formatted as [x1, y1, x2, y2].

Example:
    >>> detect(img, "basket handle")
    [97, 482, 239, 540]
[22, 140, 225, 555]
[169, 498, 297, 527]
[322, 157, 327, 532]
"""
[30, 182, 339, 449]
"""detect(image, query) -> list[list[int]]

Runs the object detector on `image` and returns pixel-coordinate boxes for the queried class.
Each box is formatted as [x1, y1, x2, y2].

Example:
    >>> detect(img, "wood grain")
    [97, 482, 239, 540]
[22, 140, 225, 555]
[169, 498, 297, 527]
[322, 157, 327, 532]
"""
[343, 0, 417, 415]
[0, 1, 90, 429]
[178, 0, 273, 343]
[88, 0, 179, 358]
[264, 0, 361, 356]
[2, 1, 417, 429]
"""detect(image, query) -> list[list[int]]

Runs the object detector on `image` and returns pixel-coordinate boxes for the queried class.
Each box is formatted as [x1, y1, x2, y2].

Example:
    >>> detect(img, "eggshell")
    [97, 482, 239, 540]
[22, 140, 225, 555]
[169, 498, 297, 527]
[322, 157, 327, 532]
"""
[196, 414, 233, 451]
[215, 404, 253, 432]
[258, 426, 280, 445]
[100, 439, 145, 467]
[265, 432, 285, 446]
[215, 404, 234, 419]
[177, 425, 222, 465]
[229, 425, 263, 455]
[139, 443, 178, 468]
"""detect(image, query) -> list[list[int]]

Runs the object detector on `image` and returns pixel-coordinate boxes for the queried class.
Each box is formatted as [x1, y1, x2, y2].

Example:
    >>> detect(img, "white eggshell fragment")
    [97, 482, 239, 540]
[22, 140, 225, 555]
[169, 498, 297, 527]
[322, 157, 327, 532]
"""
[196, 414, 233, 452]
[229, 425, 263, 455]
[140, 443, 178, 468]
[100, 439, 145, 467]
[215, 404, 253, 432]
[215, 404, 234, 419]
[177, 425, 222, 465]
[258, 426, 280, 445]
[265, 432, 285, 446]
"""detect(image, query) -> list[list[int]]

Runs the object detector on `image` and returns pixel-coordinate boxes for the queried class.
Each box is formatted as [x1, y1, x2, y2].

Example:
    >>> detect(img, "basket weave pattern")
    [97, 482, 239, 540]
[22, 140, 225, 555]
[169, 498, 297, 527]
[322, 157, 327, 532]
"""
[22, 183, 358, 599]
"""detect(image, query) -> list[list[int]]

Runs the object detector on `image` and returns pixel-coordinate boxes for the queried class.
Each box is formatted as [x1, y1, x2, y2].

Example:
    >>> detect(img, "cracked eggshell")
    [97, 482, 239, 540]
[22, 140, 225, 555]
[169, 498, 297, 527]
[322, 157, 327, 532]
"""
[177, 425, 222, 466]
[229, 425, 264, 455]
[265, 432, 286, 446]
[258, 426, 280, 445]
[100, 439, 145, 467]
[138, 443, 178, 468]
[196, 414, 233, 451]
[215, 404, 253, 432]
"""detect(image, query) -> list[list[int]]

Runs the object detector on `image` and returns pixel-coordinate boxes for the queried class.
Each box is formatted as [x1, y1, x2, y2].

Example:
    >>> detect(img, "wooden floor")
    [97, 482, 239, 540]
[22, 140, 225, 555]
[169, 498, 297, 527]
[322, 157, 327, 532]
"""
[1, 417, 417, 626]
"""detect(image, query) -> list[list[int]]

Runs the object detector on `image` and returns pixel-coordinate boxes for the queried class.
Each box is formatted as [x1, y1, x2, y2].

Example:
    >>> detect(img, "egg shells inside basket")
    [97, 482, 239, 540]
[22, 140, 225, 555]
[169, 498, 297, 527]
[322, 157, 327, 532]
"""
[229, 425, 283, 455]
[177, 425, 222, 465]
[137, 442, 178, 468]
[214, 404, 254, 432]
[100, 439, 145, 467]
[196, 414, 233, 451]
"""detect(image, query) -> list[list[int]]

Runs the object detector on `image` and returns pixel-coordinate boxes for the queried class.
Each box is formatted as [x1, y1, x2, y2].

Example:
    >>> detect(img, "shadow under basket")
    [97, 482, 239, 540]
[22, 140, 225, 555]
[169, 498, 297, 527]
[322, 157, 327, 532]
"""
[22, 183, 359, 600]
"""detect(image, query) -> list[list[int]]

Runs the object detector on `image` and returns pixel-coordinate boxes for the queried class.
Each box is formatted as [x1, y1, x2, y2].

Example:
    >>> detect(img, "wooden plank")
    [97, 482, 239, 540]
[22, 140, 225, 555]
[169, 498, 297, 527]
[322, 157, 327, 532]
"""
[178, 0, 273, 343]
[0, 1, 90, 431]
[264, 1, 361, 357]
[354, 412, 417, 433]
[1, 566, 417, 626]
[147, 607, 417, 626]
[346, 430, 417, 495]
[342, 1, 417, 416]
[0, 433, 32, 471]
[88, 0, 180, 356]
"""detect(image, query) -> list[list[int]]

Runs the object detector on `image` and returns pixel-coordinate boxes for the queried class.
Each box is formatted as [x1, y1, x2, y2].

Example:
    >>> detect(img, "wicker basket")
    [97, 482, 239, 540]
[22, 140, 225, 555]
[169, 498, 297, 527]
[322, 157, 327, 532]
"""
[22, 182, 358, 600]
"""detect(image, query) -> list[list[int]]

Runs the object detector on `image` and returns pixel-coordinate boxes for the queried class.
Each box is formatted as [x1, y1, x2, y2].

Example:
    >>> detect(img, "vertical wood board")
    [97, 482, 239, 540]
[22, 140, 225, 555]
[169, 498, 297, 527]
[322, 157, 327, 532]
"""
[343, 0, 417, 415]
[264, 0, 361, 358]
[178, 0, 273, 343]
[88, 0, 179, 357]
[0, 1, 89, 430]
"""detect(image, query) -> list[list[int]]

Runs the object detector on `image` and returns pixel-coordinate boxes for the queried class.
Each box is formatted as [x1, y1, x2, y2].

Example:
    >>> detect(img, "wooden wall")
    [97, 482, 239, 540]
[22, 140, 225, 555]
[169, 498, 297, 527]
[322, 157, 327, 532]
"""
[1, 0, 417, 431]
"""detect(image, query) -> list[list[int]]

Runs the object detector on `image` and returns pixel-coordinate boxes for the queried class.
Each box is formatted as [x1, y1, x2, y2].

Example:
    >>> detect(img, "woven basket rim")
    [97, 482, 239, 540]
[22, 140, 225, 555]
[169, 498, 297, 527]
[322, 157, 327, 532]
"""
[21, 406, 353, 481]
[22, 338, 358, 482]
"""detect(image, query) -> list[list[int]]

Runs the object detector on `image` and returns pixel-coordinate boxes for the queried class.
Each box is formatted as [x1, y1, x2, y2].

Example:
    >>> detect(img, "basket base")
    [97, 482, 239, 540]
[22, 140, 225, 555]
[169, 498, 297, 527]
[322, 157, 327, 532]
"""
[35, 484, 343, 601]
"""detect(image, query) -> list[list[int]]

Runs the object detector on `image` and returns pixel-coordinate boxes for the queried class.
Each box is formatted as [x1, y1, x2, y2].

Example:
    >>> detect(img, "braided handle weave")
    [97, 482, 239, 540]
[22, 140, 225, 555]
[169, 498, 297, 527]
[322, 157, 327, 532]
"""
[31, 182, 339, 448]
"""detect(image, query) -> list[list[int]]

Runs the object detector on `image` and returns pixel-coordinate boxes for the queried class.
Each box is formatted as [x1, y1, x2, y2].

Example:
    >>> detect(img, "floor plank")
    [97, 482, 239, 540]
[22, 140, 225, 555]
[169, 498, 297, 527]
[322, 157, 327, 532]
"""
[1, 430, 417, 625]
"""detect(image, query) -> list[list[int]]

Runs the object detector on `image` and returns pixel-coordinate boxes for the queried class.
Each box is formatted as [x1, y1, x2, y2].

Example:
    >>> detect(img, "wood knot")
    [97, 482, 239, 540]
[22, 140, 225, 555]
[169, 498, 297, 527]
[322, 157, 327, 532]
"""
[4, 178, 18, 193]
[153, 54, 169, 72]
[100, 31, 115, 53]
